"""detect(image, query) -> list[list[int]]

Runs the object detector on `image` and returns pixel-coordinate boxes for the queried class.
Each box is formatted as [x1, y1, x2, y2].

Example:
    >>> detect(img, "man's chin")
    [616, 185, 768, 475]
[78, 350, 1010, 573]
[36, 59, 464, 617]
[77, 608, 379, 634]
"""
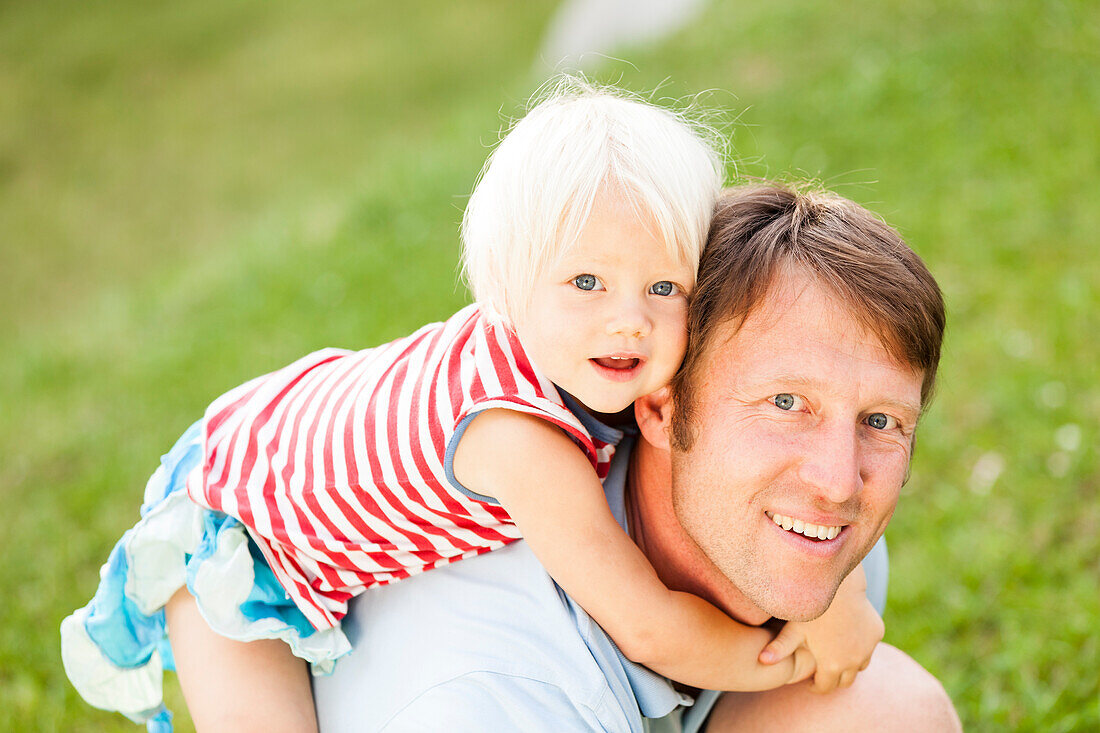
[748, 576, 841, 622]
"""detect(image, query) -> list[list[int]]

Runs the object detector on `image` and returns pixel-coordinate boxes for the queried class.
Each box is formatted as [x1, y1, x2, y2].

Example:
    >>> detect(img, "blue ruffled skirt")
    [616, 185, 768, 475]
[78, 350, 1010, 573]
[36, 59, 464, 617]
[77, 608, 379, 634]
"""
[60, 421, 352, 731]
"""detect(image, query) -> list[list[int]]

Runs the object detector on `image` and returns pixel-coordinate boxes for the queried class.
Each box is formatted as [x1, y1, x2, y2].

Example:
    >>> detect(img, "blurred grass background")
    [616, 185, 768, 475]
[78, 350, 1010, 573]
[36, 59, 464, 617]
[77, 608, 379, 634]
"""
[2, 0, 1096, 730]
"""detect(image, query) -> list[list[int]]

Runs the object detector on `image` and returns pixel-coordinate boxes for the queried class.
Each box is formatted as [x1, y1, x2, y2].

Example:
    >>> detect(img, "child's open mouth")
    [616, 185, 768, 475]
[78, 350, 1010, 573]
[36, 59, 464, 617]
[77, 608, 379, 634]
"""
[591, 356, 640, 370]
[589, 356, 644, 382]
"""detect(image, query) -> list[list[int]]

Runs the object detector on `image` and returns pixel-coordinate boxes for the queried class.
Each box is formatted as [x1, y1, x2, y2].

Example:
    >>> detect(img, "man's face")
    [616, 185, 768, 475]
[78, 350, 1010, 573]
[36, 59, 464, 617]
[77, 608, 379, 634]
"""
[669, 271, 924, 621]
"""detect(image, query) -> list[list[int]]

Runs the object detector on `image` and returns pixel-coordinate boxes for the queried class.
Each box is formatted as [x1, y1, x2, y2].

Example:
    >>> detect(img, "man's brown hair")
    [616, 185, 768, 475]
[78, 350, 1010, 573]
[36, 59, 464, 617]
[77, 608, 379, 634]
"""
[670, 183, 946, 450]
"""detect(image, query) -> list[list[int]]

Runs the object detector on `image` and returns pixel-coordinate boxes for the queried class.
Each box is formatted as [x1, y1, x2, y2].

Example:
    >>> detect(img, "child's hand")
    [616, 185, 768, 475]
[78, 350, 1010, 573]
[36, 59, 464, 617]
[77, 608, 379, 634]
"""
[756, 565, 883, 693]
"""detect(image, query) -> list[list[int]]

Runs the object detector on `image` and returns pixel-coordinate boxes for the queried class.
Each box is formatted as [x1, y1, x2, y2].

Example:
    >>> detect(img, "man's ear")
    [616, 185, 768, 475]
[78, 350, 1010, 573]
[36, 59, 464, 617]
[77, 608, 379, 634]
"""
[634, 387, 673, 451]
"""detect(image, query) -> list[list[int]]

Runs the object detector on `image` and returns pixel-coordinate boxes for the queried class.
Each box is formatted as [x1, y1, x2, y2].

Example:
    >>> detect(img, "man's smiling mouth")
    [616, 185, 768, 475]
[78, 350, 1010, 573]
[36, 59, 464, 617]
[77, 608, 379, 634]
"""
[766, 511, 843, 541]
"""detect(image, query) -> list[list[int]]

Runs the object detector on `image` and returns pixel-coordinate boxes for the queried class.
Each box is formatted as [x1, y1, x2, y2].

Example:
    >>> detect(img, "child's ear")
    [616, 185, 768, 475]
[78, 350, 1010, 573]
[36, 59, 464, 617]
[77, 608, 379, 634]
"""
[634, 387, 673, 451]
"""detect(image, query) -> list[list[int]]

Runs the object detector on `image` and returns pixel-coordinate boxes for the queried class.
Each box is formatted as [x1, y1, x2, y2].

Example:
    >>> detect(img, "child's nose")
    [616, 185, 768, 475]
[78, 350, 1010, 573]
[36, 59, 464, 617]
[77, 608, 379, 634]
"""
[605, 298, 653, 338]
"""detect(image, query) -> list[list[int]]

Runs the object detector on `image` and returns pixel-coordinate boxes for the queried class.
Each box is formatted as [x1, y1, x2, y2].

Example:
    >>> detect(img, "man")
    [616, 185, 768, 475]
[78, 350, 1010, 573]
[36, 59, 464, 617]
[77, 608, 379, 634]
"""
[313, 184, 961, 731]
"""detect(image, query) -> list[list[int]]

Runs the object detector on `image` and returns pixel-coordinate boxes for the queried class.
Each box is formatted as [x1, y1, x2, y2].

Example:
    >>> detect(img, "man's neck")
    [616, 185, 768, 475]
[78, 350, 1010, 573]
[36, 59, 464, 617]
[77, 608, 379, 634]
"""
[626, 440, 773, 627]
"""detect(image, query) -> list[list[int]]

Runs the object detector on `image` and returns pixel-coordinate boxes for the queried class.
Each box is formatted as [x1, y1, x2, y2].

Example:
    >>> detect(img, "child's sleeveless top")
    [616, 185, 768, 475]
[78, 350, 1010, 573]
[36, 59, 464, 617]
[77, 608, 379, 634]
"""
[186, 303, 615, 631]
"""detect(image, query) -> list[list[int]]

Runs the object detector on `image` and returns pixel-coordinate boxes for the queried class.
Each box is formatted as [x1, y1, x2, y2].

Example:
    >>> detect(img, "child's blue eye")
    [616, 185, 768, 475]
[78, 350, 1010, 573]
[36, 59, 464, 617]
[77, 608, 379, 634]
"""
[573, 274, 600, 291]
[650, 281, 676, 296]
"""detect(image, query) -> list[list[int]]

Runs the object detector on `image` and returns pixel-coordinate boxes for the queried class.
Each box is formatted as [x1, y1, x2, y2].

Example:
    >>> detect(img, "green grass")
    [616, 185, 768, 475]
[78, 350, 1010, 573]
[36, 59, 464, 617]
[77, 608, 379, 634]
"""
[3, 0, 1097, 730]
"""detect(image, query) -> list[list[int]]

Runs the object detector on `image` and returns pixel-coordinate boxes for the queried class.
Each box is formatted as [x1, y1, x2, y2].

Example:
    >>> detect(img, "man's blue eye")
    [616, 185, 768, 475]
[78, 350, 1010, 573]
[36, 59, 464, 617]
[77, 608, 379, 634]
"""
[774, 394, 795, 410]
[650, 281, 675, 296]
[573, 274, 598, 291]
[867, 413, 891, 430]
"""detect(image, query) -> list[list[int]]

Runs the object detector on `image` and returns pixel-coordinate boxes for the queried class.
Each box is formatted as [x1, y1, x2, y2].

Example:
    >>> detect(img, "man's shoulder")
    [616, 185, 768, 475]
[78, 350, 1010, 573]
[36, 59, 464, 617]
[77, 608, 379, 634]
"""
[373, 671, 616, 732]
[313, 542, 645, 732]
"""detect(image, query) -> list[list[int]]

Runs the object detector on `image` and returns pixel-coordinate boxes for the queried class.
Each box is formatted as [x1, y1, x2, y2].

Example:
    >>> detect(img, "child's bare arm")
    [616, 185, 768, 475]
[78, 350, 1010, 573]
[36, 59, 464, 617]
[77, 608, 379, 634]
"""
[454, 409, 811, 692]
[165, 587, 318, 733]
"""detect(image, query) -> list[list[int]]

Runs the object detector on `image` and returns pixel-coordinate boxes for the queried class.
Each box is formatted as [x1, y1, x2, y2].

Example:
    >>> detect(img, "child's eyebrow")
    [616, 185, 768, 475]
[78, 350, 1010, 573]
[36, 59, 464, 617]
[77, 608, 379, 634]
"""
[554, 250, 617, 268]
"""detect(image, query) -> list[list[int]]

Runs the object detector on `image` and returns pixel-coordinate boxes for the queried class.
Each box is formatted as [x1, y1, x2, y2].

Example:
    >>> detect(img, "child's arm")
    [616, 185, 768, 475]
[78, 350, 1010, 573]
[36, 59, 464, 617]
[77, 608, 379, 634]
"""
[757, 564, 884, 693]
[165, 587, 318, 733]
[454, 409, 812, 692]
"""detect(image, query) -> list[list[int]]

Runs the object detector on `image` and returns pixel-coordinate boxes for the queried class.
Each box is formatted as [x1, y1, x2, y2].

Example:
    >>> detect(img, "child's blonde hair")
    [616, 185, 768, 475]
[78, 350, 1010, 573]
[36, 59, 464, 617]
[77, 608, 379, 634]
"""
[461, 76, 725, 322]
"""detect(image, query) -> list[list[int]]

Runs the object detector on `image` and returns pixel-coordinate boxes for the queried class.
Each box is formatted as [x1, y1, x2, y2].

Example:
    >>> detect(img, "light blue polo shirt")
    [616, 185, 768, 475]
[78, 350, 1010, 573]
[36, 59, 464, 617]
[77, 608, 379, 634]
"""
[313, 417, 888, 732]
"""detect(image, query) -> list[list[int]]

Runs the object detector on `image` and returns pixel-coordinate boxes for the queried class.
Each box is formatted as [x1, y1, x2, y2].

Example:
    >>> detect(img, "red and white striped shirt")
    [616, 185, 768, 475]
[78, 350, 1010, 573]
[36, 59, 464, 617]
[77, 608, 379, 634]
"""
[186, 304, 617, 630]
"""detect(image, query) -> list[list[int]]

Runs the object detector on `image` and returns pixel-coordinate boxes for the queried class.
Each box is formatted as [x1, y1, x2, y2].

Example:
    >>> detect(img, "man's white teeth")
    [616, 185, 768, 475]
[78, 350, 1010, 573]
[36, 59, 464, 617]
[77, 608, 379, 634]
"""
[767, 512, 841, 540]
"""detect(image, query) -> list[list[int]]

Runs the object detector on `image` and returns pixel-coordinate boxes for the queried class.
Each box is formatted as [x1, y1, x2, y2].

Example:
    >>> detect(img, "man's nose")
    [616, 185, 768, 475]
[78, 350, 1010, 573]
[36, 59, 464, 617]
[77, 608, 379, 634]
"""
[797, 420, 864, 504]
[605, 297, 653, 339]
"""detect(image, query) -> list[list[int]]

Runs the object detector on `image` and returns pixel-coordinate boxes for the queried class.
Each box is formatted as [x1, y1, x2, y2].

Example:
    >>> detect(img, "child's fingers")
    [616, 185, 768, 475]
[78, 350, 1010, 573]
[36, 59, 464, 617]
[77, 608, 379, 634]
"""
[790, 647, 816, 684]
[811, 668, 841, 694]
[758, 622, 805, 664]
[838, 669, 858, 689]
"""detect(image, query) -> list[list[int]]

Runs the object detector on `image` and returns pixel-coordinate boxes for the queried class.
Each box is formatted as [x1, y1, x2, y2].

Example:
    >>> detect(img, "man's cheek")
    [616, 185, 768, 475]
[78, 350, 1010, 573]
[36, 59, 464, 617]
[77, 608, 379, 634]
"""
[669, 479, 713, 541]
[865, 491, 900, 541]
[672, 479, 739, 546]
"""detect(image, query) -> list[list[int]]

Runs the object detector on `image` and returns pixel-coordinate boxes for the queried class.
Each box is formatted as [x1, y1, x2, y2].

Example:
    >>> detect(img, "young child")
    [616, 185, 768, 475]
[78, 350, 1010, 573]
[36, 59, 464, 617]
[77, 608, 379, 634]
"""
[62, 79, 882, 731]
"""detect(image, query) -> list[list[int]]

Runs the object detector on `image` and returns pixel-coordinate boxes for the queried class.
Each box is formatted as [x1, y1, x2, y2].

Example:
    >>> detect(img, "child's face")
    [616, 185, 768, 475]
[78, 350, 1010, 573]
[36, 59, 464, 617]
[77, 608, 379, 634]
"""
[513, 190, 694, 417]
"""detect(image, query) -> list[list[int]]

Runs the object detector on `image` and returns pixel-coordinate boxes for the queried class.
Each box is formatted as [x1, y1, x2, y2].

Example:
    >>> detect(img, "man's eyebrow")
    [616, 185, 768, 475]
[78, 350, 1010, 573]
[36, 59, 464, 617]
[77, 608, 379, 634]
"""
[873, 398, 922, 421]
[748, 373, 825, 392]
